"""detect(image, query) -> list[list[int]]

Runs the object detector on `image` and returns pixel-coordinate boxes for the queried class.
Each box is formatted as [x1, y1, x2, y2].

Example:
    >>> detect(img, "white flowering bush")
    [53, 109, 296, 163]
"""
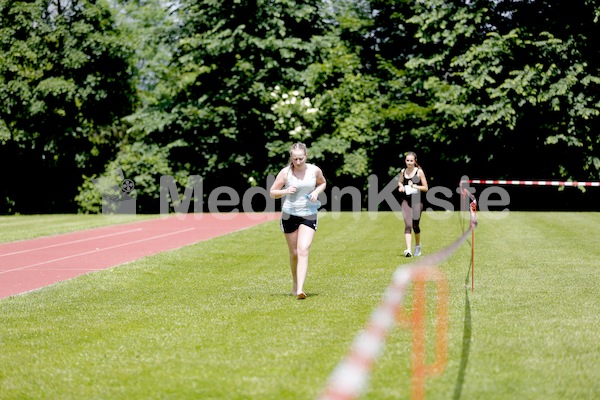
[269, 86, 318, 141]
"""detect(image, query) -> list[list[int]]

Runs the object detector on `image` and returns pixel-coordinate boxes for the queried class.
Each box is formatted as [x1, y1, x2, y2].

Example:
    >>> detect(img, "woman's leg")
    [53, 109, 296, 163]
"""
[413, 202, 423, 254]
[294, 224, 316, 296]
[402, 200, 413, 254]
[405, 233, 412, 252]
[284, 230, 299, 294]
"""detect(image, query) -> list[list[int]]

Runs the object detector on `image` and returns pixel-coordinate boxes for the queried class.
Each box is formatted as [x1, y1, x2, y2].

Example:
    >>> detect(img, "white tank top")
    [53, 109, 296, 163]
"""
[282, 164, 321, 216]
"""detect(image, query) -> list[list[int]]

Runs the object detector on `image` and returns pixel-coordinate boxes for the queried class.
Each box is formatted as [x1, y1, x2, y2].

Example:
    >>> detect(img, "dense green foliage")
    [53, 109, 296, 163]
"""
[404, 0, 600, 181]
[1, 0, 599, 213]
[0, 0, 135, 212]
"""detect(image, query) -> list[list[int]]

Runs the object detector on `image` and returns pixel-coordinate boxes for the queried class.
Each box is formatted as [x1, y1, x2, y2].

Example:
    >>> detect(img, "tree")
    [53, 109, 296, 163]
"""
[401, 0, 600, 182]
[0, 0, 135, 213]
[113, 0, 328, 212]
[274, 0, 390, 193]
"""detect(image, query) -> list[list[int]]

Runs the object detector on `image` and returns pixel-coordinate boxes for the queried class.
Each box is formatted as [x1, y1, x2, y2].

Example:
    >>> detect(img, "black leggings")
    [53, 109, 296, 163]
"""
[402, 199, 423, 234]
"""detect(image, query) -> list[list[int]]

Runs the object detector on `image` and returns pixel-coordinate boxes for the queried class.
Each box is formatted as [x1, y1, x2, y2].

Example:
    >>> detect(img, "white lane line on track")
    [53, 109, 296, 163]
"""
[0, 228, 144, 258]
[0, 228, 195, 274]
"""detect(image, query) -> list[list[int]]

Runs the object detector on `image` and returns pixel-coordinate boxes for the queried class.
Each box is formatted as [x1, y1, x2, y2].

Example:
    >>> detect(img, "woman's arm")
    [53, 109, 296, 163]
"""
[308, 166, 326, 201]
[413, 169, 429, 192]
[398, 169, 405, 193]
[269, 168, 296, 199]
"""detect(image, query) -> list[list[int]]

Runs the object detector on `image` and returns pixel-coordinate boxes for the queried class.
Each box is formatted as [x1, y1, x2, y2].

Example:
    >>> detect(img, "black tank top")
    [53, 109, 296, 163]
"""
[401, 168, 421, 199]
[402, 168, 421, 185]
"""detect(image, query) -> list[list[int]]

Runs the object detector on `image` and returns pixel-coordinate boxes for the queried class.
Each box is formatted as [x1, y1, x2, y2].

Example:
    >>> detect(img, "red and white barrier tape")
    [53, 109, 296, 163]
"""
[317, 207, 477, 400]
[466, 179, 600, 187]
[317, 267, 413, 400]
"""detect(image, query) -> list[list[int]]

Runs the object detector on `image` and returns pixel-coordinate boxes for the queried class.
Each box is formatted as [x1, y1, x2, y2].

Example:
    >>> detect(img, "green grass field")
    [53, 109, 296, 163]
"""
[0, 212, 598, 399]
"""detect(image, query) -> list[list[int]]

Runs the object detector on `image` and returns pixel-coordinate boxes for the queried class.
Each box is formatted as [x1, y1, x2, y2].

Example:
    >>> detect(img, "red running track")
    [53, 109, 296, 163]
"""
[0, 213, 279, 299]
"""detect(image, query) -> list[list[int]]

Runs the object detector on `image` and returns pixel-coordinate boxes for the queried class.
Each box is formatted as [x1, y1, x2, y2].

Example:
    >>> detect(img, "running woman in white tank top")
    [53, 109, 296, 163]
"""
[270, 143, 326, 300]
[281, 163, 322, 217]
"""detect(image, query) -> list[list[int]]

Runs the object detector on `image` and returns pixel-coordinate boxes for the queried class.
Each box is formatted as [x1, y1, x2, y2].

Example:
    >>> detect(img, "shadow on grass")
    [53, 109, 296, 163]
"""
[452, 266, 473, 400]
[270, 292, 320, 299]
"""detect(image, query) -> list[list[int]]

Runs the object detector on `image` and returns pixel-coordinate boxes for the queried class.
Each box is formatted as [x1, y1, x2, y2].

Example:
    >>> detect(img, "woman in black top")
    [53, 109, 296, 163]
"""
[397, 152, 429, 257]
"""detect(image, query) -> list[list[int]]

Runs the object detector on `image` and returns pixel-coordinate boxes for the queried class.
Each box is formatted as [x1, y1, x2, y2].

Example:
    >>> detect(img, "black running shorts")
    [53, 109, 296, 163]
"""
[280, 212, 318, 233]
